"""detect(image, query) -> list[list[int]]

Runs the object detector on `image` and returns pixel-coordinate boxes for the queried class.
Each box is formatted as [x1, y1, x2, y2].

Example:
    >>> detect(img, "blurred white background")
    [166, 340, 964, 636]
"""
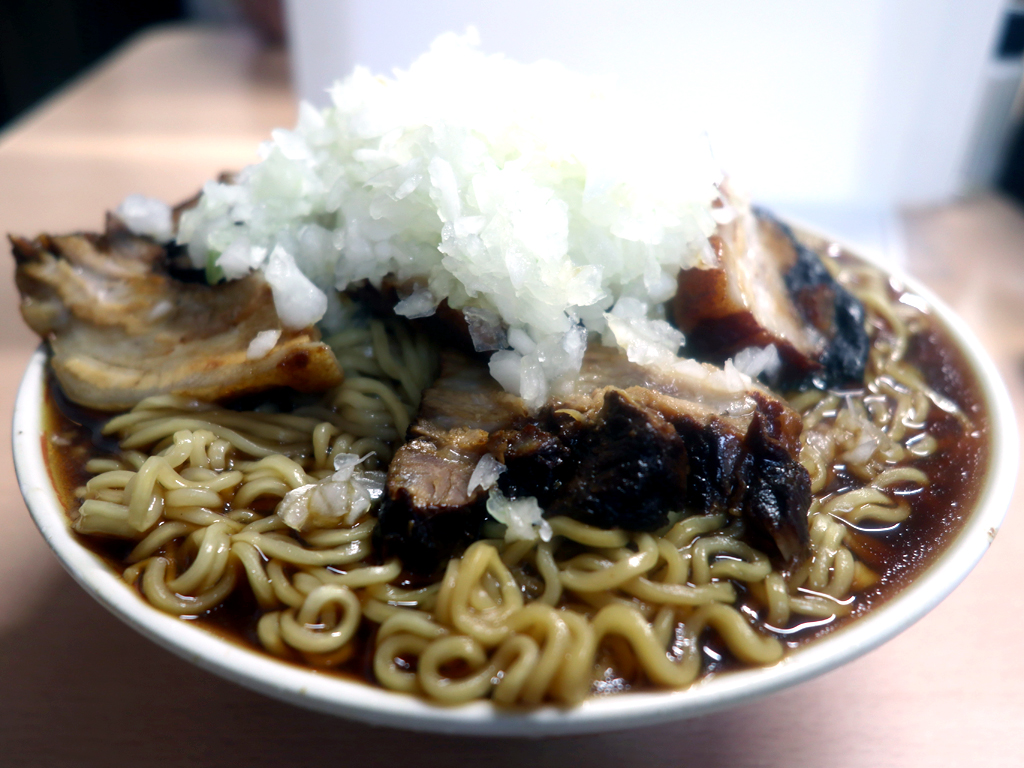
[285, 0, 1010, 264]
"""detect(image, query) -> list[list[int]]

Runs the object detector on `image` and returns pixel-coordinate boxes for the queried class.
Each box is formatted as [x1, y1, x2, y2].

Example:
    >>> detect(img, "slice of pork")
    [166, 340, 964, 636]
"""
[493, 347, 810, 563]
[377, 345, 810, 573]
[674, 197, 869, 388]
[375, 352, 529, 573]
[12, 228, 342, 410]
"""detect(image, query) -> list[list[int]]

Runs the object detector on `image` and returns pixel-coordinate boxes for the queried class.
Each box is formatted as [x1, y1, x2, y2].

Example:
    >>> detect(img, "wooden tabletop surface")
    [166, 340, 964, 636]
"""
[1, 25, 1021, 768]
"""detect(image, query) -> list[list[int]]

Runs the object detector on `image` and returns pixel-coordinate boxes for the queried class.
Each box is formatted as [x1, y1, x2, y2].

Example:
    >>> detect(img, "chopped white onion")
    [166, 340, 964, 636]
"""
[393, 287, 438, 319]
[246, 329, 282, 360]
[732, 344, 782, 382]
[279, 453, 385, 531]
[263, 245, 329, 329]
[485, 489, 553, 543]
[604, 308, 685, 367]
[464, 307, 507, 352]
[115, 194, 173, 242]
[468, 454, 505, 495]
[843, 436, 880, 465]
[178, 31, 723, 404]
[217, 236, 268, 279]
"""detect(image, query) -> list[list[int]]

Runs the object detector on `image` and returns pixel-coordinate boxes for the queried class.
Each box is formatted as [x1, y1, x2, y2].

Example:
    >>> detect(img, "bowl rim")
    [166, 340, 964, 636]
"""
[12, 262, 1018, 737]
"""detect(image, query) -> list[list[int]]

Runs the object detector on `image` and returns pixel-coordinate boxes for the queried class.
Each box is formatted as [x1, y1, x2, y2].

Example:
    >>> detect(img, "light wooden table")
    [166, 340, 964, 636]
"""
[1, 25, 1021, 768]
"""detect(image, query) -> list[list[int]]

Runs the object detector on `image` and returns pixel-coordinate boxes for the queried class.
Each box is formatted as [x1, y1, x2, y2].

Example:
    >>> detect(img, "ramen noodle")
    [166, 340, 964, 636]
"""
[44, 247, 987, 706]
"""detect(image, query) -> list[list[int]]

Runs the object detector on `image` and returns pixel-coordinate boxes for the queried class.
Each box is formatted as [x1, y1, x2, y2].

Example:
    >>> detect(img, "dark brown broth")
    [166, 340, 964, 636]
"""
[41, 279, 991, 692]
[781, 326, 987, 650]
[42, 388, 383, 685]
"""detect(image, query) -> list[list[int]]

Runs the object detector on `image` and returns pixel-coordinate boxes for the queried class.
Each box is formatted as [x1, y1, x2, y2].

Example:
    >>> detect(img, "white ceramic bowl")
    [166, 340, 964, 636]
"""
[12, 267, 1017, 737]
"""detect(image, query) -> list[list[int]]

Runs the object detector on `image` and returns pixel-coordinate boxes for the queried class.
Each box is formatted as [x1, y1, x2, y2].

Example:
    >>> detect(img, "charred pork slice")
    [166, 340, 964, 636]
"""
[380, 346, 810, 573]
[492, 346, 811, 564]
[674, 200, 869, 389]
[376, 352, 529, 573]
[12, 226, 342, 410]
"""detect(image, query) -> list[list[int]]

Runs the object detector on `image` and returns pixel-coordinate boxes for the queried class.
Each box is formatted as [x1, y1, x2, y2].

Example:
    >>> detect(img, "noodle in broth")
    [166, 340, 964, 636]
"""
[58, 252, 985, 706]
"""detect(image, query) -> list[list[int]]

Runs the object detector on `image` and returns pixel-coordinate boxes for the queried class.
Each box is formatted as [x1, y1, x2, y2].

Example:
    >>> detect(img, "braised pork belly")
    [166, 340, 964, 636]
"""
[674, 202, 869, 389]
[378, 346, 811, 573]
[12, 226, 341, 410]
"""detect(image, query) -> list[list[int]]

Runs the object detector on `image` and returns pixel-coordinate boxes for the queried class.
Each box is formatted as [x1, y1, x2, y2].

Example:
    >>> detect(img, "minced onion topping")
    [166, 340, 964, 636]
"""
[178, 30, 722, 406]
